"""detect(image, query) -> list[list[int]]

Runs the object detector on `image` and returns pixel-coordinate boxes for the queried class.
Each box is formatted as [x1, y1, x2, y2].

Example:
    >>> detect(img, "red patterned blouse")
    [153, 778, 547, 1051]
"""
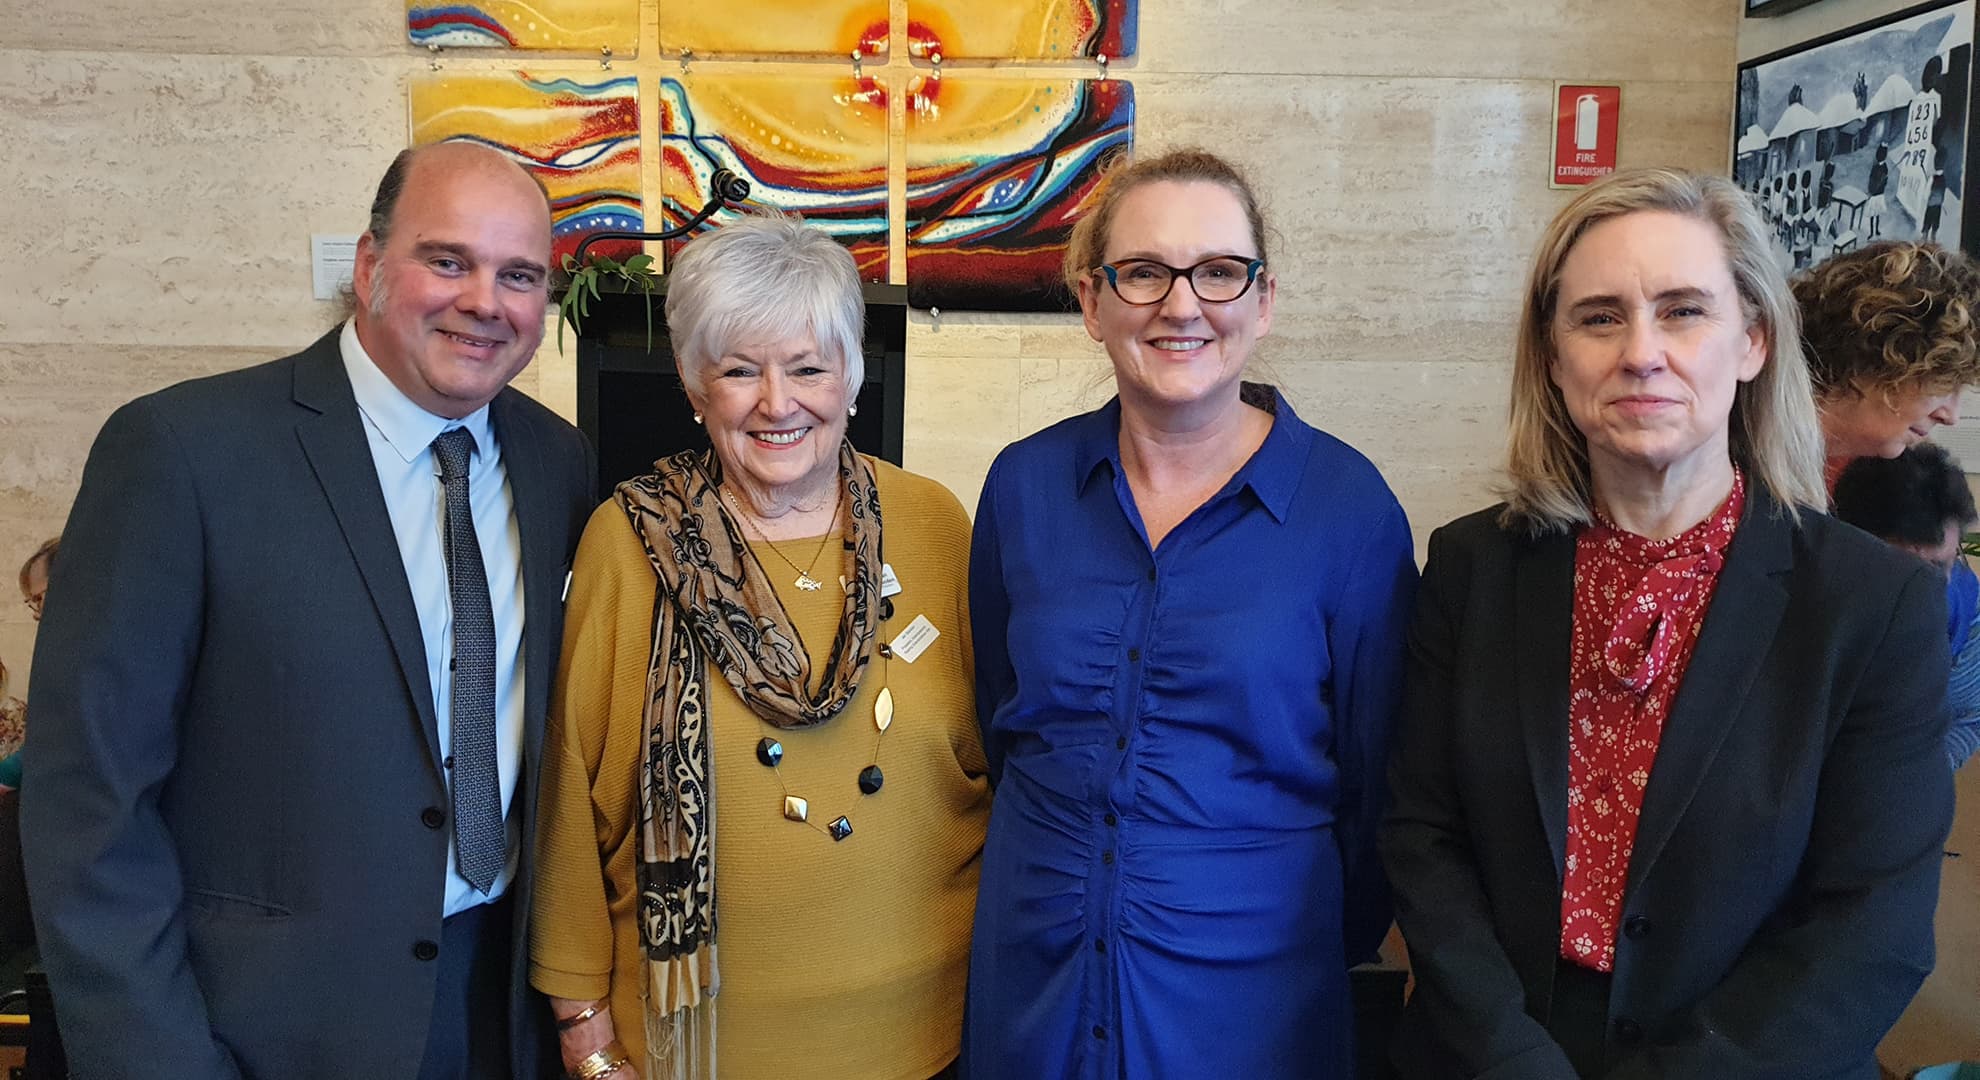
[1559, 470, 1745, 972]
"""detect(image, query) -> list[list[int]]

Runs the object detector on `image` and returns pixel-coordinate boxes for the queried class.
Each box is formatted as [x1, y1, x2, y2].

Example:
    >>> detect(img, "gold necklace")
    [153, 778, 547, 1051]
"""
[724, 488, 839, 592]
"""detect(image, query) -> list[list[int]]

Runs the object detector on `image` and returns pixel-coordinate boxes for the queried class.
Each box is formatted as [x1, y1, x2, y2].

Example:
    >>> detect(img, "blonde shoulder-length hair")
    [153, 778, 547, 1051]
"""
[1499, 167, 1828, 534]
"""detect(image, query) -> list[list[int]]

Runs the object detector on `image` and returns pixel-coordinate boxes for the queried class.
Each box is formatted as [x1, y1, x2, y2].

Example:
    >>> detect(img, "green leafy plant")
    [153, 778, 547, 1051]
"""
[557, 250, 659, 354]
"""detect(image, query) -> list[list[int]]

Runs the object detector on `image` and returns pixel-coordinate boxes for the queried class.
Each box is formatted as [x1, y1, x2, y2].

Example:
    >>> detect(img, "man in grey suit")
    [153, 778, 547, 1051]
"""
[22, 141, 596, 1079]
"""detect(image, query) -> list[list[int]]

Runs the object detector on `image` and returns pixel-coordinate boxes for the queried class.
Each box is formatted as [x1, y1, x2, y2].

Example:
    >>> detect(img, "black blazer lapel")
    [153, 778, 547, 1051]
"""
[1626, 492, 1794, 891]
[1515, 526, 1577, 882]
[490, 391, 558, 781]
[290, 333, 443, 773]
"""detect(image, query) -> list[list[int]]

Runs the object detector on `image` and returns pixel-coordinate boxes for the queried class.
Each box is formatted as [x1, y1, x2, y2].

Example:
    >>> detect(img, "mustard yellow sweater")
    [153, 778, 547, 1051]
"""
[530, 459, 990, 1080]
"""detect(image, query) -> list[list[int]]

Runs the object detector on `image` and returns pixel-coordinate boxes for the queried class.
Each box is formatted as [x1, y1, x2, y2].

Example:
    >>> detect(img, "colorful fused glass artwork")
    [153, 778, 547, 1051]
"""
[659, 0, 888, 58]
[906, 77, 1133, 311]
[905, 0, 1136, 60]
[409, 72, 643, 264]
[658, 75, 891, 282]
[406, 0, 639, 54]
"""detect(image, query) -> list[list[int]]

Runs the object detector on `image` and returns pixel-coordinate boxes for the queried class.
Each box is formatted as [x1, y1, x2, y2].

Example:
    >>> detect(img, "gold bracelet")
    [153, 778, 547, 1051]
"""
[570, 1043, 631, 1080]
[555, 1003, 603, 1032]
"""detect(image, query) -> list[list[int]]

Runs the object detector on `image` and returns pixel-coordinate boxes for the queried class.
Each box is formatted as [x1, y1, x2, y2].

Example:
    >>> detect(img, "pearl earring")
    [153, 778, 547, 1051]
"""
[847, 403, 859, 417]
[692, 412, 703, 425]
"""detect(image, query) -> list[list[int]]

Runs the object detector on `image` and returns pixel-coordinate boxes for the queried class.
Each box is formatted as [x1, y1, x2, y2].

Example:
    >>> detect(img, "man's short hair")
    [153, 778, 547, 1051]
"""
[1833, 442, 1977, 547]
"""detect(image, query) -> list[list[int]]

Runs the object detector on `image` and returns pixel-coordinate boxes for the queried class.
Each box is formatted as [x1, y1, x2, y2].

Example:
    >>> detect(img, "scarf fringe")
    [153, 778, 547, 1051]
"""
[645, 991, 718, 1080]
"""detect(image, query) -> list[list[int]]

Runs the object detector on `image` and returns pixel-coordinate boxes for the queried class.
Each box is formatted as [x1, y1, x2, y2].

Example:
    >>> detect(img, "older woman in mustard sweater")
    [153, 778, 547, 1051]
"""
[531, 214, 989, 1080]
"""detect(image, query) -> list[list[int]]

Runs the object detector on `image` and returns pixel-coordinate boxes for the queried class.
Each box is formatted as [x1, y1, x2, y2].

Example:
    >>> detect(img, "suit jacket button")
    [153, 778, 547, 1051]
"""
[413, 940, 439, 962]
[1613, 1017, 1643, 1046]
[1623, 915, 1651, 939]
[421, 807, 445, 830]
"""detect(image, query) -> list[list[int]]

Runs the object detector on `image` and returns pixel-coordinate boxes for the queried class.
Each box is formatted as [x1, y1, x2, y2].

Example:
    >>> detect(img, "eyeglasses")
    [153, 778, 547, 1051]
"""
[1093, 256, 1266, 306]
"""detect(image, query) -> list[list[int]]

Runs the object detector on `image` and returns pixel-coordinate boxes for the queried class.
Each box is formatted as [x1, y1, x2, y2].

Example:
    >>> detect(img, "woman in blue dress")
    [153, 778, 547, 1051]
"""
[966, 148, 1419, 1079]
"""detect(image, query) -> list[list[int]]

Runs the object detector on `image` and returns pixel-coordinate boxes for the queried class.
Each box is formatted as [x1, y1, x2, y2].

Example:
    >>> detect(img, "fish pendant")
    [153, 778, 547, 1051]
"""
[795, 573, 823, 592]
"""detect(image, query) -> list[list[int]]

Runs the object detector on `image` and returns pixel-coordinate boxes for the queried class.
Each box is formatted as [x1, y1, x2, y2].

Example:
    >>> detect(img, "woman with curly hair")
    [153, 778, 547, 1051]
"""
[1794, 240, 1980, 477]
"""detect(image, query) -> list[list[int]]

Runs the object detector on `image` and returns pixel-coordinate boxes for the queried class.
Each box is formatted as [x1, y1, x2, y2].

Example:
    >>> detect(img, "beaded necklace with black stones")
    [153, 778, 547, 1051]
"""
[742, 512, 897, 843]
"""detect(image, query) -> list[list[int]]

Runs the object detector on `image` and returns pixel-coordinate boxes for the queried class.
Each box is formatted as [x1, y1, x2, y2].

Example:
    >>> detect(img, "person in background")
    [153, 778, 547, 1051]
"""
[23, 141, 595, 1079]
[1797, 240, 1980, 478]
[531, 212, 988, 1080]
[1382, 167, 1951, 1078]
[968, 148, 1417, 1078]
[0, 657, 20, 792]
[1866, 145, 1890, 240]
[16, 539, 53, 624]
[1833, 442, 1980, 770]
[1, 539, 54, 793]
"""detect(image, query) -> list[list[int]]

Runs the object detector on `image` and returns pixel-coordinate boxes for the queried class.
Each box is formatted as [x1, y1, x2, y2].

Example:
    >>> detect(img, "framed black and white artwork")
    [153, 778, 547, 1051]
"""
[1735, 0, 1976, 273]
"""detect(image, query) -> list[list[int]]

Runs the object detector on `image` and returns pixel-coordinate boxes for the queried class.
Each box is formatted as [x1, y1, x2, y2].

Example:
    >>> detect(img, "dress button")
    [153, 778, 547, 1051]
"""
[1092, 1025, 1107, 1040]
[1623, 915, 1652, 939]
[1115, 736, 1127, 750]
[1094, 939, 1106, 953]
[878, 643, 894, 659]
[1101, 850, 1115, 865]
[413, 940, 440, 962]
[756, 737, 784, 768]
[420, 807, 445, 830]
[1613, 1017, 1643, 1045]
[1103, 813, 1117, 826]
[1146, 568, 1156, 582]
[1127, 648, 1141, 662]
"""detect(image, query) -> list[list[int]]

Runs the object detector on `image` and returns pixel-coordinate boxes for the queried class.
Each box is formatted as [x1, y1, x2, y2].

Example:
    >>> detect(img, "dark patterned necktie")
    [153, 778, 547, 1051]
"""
[432, 427, 503, 894]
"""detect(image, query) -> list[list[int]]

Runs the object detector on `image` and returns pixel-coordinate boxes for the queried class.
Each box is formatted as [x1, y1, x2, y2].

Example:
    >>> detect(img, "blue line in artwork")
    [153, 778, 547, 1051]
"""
[522, 74, 641, 96]
[555, 206, 646, 235]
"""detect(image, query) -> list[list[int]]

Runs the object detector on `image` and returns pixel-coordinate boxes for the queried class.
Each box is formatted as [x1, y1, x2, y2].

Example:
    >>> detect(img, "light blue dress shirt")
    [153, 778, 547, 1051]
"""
[340, 321, 526, 918]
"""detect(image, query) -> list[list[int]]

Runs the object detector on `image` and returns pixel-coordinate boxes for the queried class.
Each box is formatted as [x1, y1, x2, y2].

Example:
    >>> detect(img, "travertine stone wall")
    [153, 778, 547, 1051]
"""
[0, 0, 1737, 689]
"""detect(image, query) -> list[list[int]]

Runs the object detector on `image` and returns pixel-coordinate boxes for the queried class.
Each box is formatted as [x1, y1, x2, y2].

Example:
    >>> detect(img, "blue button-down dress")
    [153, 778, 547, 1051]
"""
[966, 388, 1419, 1079]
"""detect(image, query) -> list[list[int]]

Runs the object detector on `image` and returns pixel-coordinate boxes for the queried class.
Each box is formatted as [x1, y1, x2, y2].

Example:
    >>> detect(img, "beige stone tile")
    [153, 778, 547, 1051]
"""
[1268, 358, 1508, 548]
[1119, 74, 1730, 369]
[1017, 356, 1115, 438]
[529, 308, 580, 424]
[907, 309, 1024, 359]
[0, 51, 410, 348]
[1135, 0, 1736, 83]
[1018, 322, 1103, 359]
[0, 343, 283, 691]
[0, 3, 410, 57]
[900, 337, 1019, 512]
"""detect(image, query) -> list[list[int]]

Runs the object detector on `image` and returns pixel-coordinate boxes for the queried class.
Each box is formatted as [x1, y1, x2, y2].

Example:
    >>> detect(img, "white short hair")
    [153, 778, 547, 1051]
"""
[664, 212, 866, 399]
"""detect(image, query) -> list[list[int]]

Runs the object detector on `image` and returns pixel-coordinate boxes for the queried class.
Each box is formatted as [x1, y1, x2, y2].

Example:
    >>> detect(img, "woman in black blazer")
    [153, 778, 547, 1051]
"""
[1381, 168, 1954, 1080]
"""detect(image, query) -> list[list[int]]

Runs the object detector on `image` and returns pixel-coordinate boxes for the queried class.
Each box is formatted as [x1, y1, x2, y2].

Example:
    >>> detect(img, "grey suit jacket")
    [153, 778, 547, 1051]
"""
[1380, 490, 1954, 1079]
[22, 330, 596, 1079]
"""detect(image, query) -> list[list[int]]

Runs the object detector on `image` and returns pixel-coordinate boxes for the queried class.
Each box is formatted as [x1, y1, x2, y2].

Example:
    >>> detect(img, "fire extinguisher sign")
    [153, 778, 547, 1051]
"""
[1551, 84, 1622, 189]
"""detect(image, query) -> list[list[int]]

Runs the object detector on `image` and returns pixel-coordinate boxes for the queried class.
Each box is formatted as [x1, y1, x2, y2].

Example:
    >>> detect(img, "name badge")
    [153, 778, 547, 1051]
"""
[888, 614, 939, 663]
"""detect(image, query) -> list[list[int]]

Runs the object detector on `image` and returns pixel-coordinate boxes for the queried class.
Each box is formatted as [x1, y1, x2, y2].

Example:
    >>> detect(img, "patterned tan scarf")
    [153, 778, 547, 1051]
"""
[613, 441, 883, 1078]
